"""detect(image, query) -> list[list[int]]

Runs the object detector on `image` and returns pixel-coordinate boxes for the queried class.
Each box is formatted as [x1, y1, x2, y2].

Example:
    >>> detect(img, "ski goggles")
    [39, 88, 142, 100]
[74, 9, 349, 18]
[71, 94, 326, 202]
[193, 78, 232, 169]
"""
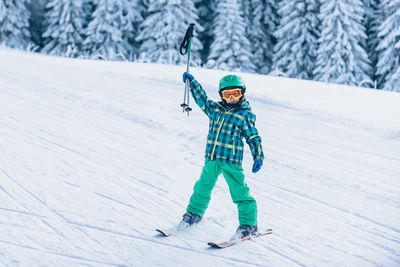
[221, 88, 243, 101]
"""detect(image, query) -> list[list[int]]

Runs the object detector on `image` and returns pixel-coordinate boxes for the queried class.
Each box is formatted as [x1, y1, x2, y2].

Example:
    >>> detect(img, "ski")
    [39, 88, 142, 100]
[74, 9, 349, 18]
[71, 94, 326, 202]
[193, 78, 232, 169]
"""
[208, 229, 273, 249]
[155, 229, 172, 237]
[155, 221, 191, 237]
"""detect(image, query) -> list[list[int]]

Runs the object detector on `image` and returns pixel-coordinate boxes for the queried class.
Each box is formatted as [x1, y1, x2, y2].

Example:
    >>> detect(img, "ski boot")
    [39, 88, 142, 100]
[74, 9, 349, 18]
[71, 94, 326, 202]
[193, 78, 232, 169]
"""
[182, 211, 203, 225]
[177, 211, 202, 231]
[235, 224, 258, 239]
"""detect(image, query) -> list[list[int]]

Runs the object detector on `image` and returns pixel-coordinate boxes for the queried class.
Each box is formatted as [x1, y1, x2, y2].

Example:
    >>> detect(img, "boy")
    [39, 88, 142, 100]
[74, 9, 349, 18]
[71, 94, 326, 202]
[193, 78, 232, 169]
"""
[181, 72, 264, 238]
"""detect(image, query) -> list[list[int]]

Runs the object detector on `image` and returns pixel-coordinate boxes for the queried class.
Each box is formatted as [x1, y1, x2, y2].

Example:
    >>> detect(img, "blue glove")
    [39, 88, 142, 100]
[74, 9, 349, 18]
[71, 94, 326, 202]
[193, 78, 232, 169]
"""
[183, 72, 194, 83]
[252, 160, 263, 173]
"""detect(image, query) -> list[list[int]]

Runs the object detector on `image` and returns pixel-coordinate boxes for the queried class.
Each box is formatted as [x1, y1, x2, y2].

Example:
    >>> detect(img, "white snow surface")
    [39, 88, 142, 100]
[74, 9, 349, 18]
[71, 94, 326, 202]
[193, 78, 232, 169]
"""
[0, 49, 399, 266]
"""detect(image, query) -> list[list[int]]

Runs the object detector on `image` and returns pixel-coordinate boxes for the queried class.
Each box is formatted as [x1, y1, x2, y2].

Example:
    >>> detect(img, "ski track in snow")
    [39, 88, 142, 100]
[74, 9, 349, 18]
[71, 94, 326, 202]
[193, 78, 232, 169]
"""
[0, 50, 400, 266]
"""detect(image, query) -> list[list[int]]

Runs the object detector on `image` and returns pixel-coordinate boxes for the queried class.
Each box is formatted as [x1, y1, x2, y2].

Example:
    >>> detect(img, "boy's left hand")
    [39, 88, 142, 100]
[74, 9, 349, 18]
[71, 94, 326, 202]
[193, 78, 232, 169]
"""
[252, 160, 263, 173]
[183, 72, 194, 83]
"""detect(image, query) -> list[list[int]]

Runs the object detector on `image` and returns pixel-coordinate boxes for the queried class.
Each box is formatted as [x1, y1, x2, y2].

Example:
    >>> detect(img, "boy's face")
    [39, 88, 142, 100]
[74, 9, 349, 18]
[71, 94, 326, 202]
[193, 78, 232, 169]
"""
[221, 88, 243, 104]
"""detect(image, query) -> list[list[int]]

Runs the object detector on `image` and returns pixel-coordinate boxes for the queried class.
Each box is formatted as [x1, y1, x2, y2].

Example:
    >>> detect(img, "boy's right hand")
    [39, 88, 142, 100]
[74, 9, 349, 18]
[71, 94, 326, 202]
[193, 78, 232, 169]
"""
[183, 72, 194, 83]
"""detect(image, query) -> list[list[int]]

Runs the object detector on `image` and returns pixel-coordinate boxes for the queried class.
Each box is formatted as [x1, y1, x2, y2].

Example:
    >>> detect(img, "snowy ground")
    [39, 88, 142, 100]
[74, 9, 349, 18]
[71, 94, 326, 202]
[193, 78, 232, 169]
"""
[0, 49, 399, 266]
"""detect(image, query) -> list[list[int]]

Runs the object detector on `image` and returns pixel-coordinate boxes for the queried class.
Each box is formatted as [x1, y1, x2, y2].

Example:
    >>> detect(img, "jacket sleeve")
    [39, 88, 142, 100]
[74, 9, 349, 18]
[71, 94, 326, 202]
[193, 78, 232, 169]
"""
[242, 113, 264, 161]
[189, 79, 216, 117]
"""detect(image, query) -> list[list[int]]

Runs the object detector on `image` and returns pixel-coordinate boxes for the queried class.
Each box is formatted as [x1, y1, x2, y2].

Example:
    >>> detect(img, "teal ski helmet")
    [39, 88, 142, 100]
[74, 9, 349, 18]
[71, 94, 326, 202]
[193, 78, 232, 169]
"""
[219, 75, 246, 93]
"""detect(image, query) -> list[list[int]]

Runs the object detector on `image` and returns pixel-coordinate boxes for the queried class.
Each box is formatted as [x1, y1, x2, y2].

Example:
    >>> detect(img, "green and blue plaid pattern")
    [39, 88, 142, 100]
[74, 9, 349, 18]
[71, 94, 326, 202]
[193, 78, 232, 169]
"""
[190, 79, 264, 165]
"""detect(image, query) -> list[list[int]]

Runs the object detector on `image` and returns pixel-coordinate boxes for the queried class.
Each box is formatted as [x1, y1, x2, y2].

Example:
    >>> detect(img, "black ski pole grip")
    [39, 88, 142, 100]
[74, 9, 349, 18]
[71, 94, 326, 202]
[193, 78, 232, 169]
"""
[180, 23, 195, 55]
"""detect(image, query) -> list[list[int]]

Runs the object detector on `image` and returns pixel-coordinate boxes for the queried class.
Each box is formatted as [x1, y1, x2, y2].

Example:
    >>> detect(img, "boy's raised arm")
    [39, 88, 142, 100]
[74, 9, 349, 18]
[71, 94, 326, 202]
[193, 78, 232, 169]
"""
[183, 72, 215, 117]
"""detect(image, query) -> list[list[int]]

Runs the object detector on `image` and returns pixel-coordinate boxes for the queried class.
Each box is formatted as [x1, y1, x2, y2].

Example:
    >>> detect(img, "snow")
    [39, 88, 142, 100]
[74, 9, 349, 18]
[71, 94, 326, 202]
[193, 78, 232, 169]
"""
[0, 48, 399, 266]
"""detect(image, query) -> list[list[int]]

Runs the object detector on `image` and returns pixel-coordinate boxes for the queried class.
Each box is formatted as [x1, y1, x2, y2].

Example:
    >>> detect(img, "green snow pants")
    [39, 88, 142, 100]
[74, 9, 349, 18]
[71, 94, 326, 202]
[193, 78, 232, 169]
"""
[186, 159, 257, 226]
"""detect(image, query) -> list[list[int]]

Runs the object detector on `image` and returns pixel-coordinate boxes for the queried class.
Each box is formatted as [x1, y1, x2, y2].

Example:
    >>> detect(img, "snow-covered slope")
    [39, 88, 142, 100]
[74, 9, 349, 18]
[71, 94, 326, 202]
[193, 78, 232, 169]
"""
[1, 49, 399, 266]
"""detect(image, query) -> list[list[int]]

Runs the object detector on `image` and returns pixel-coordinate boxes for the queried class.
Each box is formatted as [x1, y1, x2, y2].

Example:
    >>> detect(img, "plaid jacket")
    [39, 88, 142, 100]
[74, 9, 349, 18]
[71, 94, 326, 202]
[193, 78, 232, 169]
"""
[189, 79, 264, 165]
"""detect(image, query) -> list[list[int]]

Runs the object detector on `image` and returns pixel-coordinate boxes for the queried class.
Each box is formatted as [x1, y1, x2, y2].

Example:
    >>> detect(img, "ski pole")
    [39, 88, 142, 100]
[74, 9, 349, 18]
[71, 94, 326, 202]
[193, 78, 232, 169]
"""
[179, 23, 195, 116]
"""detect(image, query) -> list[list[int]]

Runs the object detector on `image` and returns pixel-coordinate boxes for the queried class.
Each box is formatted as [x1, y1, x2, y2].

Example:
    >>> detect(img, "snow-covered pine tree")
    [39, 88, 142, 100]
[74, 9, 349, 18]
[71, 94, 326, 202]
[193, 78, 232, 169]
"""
[122, 0, 143, 60]
[363, 0, 380, 88]
[82, 0, 95, 28]
[272, 0, 319, 79]
[207, 0, 255, 72]
[261, 0, 278, 74]
[136, 0, 202, 65]
[26, 0, 46, 49]
[193, 0, 217, 64]
[84, 0, 133, 60]
[244, 0, 277, 74]
[42, 0, 85, 57]
[0, 0, 31, 49]
[136, 0, 150, 31]
[376, 0, 400, 92]
[314, 0, 372, 86]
